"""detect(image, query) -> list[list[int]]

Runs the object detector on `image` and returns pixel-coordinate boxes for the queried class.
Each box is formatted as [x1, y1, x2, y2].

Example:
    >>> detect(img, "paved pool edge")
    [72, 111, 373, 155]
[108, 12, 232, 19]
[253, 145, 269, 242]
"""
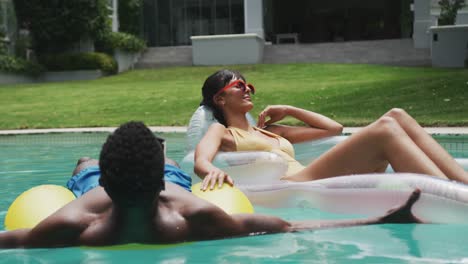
[1, 127, 468, 135]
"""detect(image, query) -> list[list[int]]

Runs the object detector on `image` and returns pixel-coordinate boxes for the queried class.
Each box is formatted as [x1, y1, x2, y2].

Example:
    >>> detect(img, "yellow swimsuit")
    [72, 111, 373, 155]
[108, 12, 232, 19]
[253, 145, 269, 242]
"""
[227, 127, 305, 179]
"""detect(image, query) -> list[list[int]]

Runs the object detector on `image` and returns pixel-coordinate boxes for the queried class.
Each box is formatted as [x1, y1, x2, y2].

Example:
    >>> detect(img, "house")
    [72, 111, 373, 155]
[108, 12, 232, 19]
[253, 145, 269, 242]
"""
[414, 0, 468, 48]
[136, 0, 467, 66]
[140, 0, 467, 48]
[0, 0, 16, 55]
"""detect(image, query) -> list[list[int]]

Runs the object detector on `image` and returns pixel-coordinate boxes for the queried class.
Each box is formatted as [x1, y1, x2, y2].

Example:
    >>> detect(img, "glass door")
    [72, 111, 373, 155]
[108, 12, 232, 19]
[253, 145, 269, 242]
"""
[144, 0, 244, 46]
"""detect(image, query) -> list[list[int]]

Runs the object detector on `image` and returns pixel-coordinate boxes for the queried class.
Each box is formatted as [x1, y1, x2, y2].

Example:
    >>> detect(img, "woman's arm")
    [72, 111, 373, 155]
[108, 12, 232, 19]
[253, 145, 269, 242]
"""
[194, 123, 234, 190]
[258, 105, 343, 143]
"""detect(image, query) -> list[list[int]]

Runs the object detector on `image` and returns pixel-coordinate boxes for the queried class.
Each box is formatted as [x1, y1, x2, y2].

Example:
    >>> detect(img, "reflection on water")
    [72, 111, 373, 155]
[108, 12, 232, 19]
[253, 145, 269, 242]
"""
[1, 225, 468, 264]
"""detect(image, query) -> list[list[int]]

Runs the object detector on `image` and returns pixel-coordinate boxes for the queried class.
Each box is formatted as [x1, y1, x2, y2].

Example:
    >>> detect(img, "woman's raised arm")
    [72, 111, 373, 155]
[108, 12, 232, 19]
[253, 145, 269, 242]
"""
[258, 105, 343, 143]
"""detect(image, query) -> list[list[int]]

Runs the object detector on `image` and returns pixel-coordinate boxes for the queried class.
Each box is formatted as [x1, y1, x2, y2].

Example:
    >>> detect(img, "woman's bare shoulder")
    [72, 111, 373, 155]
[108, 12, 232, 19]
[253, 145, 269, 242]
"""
[207, 123, 236, 139]
[207, 122, 226, 131]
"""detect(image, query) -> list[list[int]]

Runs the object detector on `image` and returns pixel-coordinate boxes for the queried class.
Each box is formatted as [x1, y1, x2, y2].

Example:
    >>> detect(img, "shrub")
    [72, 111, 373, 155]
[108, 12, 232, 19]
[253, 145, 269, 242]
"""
[13, 0, 111, 54]
[0, 42, 6, 56]
[0, 28, 44, 76]
[0, 54, 44, 76]
[14, 33, 32, 59]
[0, 31, 7, 55]
[438, 0, 466, 25]
[96, 32, 147, 54]
[39, 52, 117, 75]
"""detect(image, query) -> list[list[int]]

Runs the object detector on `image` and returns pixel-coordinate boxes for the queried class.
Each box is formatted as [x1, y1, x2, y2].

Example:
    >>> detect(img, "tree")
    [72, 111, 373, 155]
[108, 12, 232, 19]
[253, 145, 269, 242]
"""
[118, 0, 143, 36]
[13, 0, 111, 54]
[438, 0, 466, 25]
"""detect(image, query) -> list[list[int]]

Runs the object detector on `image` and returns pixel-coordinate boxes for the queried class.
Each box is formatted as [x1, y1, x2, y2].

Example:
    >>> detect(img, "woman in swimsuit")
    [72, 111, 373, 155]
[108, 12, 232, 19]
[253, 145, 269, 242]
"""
[194, 69, 468, 190]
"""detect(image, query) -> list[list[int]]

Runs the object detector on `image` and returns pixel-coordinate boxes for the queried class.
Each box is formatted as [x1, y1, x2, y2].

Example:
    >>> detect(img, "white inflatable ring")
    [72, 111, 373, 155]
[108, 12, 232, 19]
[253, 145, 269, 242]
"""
[185, 107, 468, 224]
[181, 151, 288, 185]
[184, 106, 468, 180]
[239, 173, 468, 223]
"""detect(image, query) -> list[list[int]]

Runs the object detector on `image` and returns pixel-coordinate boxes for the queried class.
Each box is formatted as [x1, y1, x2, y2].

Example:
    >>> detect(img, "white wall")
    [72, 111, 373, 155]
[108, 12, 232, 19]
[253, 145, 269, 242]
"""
[413, 0, 468, 49]
[191, 33, 264, 65]
[244, 0, 264, 39]
[430, 25, 468, 67]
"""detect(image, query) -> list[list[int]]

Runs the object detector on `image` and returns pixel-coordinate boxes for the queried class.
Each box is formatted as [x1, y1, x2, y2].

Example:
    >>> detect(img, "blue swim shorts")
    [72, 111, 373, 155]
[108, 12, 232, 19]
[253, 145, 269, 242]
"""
[163, 164, 192, 192]
[66, 164, 192, 197]
[66, 165, 101, 198]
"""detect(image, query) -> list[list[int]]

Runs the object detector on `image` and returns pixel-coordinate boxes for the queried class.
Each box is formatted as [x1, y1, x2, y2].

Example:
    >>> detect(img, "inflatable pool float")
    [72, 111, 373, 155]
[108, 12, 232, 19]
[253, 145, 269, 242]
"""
[240, 173, 468, 223]
[192, 182, 254, 214]
[184, 106, 468, 175]
[4, 183, 254, 231]
[182, 106, 468, 224]
[4, 185, 76, 230]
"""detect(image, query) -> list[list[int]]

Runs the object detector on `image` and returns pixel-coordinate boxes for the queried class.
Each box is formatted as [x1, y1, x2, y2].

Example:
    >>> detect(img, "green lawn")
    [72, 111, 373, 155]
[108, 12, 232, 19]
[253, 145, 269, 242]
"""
[0, 64, 467, 129]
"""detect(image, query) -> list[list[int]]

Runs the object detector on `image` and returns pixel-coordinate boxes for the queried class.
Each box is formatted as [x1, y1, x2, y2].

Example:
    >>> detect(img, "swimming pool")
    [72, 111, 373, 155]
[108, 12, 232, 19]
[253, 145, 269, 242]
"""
[1, 132, 468, 263]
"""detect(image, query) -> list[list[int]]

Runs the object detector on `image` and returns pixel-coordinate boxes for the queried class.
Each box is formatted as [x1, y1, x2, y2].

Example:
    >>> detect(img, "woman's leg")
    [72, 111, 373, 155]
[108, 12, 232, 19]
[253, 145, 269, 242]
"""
[289, 116, 447, 182]
[383, 108, 468, 182]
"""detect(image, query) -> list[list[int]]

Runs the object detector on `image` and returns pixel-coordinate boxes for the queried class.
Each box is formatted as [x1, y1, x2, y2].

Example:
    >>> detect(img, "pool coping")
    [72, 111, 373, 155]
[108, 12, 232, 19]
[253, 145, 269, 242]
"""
[0, 127, 468, 135]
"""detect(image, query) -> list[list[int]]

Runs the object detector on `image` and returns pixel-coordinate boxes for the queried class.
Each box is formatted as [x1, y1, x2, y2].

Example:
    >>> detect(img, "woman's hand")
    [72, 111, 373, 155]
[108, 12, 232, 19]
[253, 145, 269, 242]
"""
[257, 105, 290, 128]
[201, 167, 234, 191]
[258, 105, 343, 143]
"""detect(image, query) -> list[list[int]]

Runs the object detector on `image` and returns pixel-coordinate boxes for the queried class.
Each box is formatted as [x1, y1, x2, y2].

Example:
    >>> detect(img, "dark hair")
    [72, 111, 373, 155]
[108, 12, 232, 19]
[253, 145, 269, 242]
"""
[200, 69, 245, 126]
[99, 121, 165, 206]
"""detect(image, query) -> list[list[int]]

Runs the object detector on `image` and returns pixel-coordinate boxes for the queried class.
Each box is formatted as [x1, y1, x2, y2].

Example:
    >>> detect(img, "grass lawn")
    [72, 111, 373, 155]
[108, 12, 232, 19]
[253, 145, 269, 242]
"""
[0, 63, 467, 129]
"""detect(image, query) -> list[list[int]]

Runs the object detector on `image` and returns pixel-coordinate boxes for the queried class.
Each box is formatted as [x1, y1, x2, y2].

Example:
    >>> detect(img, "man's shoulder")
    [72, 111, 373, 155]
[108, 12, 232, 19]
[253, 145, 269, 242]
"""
[54, 190, 114, 244]
[79, 187, 113, 210]
[50, 187, 111, 227]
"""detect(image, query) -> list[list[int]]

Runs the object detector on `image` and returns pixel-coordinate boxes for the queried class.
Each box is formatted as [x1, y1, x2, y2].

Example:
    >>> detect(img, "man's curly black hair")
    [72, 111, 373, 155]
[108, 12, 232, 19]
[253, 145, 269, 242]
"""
[99, 121, 165, 206]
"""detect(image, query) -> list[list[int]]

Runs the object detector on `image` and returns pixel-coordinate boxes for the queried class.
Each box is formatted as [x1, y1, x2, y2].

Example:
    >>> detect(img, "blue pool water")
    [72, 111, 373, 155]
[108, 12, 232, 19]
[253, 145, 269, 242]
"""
[1, 133, 468, 263]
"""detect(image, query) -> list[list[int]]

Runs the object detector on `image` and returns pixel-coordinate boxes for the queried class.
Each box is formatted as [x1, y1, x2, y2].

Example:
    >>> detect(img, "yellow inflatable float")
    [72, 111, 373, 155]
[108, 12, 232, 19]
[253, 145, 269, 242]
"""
[5, 185, 76, 230]
[4, 183, 253, 231]
[192, 182, 254, 214]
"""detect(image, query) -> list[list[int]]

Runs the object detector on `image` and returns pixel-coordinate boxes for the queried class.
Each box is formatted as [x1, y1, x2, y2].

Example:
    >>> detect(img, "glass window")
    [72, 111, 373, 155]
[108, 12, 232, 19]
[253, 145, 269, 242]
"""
[0, 1, 6, 36]
[215, 0, 230, 34]
[200, 0, 215, 35]
[230, 0, 244, 34]
[187, 0, 201, 36]
[145, 0, 244, 46]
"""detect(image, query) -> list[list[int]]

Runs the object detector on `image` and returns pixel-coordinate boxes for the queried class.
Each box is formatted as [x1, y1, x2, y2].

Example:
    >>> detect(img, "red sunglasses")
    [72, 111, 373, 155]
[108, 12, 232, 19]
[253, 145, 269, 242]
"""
[213, 80, 255, 98]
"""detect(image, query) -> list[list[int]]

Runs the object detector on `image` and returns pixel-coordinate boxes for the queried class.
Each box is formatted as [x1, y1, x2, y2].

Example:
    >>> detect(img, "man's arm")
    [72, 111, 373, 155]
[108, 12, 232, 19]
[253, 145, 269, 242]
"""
[232, 187, 421, 235]
[188, 189, 423, 240]
[186, 203, 291, 241]
[0, 222, 82, 248]
[0, 207, 84, 248]
[290, 189, 424, 231]
[0, 229, 31, 248]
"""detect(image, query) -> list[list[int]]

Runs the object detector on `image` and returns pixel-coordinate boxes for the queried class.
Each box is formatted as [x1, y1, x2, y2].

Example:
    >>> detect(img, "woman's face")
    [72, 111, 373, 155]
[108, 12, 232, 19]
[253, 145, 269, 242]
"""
[217, 77, 255, 112]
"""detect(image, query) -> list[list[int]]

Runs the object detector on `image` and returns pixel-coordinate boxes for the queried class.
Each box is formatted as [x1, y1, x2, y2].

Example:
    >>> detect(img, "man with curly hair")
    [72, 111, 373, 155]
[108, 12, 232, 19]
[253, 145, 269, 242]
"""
[0, 121, 424, 248]
[66, 143, 191, 197]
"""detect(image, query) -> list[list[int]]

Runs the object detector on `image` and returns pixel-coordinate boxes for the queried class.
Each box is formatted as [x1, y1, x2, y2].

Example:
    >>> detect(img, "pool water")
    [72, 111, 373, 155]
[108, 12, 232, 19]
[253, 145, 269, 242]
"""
[1, 133, 468, 263]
